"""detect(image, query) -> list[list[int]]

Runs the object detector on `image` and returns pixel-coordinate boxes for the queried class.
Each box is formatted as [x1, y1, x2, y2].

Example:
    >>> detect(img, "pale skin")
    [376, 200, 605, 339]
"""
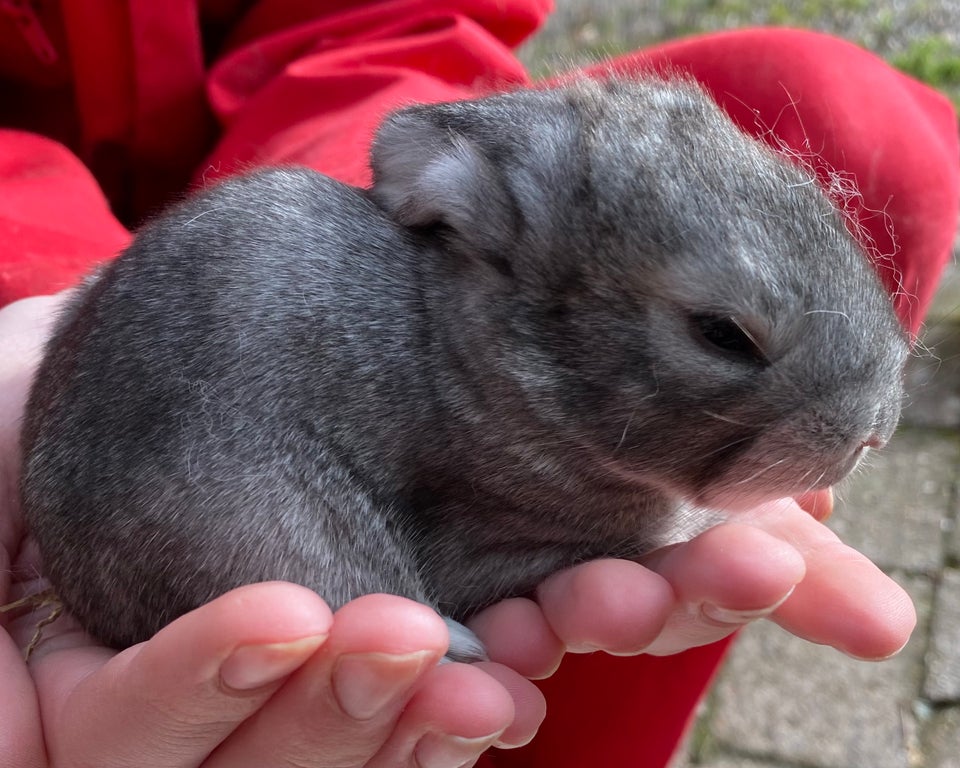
[0, 295, 916, 768]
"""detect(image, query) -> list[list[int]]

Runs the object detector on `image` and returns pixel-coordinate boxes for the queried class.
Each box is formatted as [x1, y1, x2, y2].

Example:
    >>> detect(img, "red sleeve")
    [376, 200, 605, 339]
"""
[485, 641, 732, 768]
[0, 130, 131, 306]
[199, 0, 548, 187]
[0, 0, 550, 301]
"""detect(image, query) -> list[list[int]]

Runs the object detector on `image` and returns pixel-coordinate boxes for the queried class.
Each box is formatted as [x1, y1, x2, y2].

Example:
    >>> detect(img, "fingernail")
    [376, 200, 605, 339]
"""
[565, 642, 602, 654]
[857, 636, 912, 662]
[702, 586, 795, 626]
[332, 650, 434, 720]
[414, 732, 501, 768]
[221, 635, 327, 691]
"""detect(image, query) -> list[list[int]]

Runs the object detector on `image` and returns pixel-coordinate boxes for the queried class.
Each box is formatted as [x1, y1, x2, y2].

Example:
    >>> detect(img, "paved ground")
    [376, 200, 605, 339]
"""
[519, 4, 960, 766]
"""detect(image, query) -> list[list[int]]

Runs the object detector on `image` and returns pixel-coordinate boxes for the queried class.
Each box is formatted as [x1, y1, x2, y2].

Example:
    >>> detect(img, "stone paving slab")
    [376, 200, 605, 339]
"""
[679, 756, 786, 768]
[951, 509, 960, 564]
[829, 430, 960, 573]
[705, 575, 933, 768]
[902, 321, 960, 430]
[924, 568, 960, 701]
[927, 262, 960, 325]
[924, 706, 960, 768]
[518, 0, 960, 78]
[698, 760, 795, 768]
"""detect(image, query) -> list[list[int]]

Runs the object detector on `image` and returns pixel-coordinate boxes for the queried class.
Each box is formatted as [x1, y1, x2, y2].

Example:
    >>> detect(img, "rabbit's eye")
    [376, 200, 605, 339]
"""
[690, 313, 768, 364]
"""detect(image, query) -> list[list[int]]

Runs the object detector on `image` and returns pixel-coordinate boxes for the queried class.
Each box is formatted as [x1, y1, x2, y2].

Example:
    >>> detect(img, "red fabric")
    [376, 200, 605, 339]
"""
[200, 1, 535, 186]
[0, 129, 131, 297]
[491, 641, 731, 768]
[1, 4, 957, 767]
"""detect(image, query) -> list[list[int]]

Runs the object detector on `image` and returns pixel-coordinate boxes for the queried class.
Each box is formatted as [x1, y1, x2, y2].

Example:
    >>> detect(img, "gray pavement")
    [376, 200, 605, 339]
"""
[518, 4, 960, 766]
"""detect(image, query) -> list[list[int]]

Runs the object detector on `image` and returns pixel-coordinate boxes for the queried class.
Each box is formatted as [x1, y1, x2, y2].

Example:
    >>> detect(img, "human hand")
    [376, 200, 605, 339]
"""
[0, 294, 542, 768]
[1, 294, 915, 768]
[469, 490, 914, 678]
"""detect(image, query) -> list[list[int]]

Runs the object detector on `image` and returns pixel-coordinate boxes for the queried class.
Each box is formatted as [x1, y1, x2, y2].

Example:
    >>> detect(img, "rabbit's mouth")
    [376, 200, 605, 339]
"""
[688, 440, 873, 512]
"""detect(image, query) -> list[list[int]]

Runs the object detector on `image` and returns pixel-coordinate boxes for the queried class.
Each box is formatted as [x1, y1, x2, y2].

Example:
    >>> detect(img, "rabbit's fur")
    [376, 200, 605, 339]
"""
[21, 78, 908, 660]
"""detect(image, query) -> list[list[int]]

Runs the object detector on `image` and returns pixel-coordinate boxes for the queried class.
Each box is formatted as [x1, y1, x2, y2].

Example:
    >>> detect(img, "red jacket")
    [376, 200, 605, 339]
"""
[2, 3, 956, 765]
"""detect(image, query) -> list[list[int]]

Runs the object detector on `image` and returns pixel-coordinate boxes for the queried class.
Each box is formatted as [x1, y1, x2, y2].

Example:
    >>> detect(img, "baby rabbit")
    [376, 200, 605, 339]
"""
[20, 77, 908, 661]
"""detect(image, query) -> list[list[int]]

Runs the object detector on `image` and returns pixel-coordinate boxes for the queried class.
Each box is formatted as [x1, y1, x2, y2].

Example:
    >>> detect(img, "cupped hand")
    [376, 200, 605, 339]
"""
[470, 489, 914, 678]
[1, 294, 538, 768]
[1, 294, 916, 768]
[11, 586, 536, 768]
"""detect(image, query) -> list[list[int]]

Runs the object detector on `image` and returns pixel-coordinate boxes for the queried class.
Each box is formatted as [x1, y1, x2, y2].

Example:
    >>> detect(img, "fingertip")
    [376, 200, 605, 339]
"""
[220, 635, 329, 692]
[185, 582, 336, 646]
[328, 594, 450, 657]
[117, 582, 336, 703]
[537, 559, 674, 654]
[796, 488, 835, 521]
[128, 582, 335, 684]
[407, 661, 528, 749]
[413, 732, 501, 768]
[130, 582, 336, 703]
[656, 523, 806, 611]
[0, 630, 45, 768]
[840, 578, 917, 661]
[473, 662, 546, 748]
[773, 550, 918, 661]
[469, 598, 564, 679]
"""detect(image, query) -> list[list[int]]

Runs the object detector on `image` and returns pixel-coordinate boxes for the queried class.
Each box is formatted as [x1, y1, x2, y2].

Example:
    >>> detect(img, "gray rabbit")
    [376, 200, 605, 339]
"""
[20, 77, 908, 661]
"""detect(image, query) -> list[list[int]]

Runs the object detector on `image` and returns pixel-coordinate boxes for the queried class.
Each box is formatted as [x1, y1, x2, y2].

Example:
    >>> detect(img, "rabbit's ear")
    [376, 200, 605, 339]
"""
[370, 106, 520, 258]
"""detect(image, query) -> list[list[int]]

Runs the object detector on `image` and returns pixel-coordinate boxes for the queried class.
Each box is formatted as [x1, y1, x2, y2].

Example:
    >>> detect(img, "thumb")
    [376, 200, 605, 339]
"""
[31, 582, 333, 767]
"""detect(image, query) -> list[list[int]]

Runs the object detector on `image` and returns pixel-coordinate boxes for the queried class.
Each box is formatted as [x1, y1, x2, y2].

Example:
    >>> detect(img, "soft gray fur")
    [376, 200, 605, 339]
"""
[20, 78, 907, 661]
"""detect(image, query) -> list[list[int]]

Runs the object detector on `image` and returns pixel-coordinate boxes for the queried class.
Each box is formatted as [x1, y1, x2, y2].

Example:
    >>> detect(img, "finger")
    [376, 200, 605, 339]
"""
[472, 662, 545, 748]
[746, 500, 916, 659]
[0, 631, 45, 768]
[795, 487, 834, 521]
[773, 542, 915, 659]
[0, 294, 63, 378]
[365, 661, 538, 768]
[32, 582, 333, 768]
[203, 593, 452, 768]
[0, 294, 65, 548]
[468, 597, 565, 679]
[535, 559, 675, 655]
[0, 543, 45, 768]
[639, 522, 806, 655]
